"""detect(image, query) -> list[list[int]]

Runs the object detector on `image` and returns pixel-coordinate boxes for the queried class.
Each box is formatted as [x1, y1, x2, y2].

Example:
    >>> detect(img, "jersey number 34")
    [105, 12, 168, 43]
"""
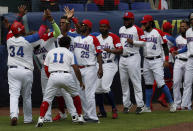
[9, 46, 24, 57]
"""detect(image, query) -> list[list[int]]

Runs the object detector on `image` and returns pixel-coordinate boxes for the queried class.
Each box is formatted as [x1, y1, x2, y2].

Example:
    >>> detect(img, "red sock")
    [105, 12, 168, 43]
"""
[159, 93, 165, 100]
[40, 101, 49, 117]
[56, 96, 65, 114]
[73, 96, 82, 115]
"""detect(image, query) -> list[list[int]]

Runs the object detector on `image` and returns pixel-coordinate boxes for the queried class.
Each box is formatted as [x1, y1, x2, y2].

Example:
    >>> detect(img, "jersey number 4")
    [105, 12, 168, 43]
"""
[9, 46, 24, 57]
[53, 53, 64, 63]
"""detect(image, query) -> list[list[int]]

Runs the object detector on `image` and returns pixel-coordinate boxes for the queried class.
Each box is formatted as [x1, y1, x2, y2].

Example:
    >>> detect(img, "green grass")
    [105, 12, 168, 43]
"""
[0, 111, 193, 131]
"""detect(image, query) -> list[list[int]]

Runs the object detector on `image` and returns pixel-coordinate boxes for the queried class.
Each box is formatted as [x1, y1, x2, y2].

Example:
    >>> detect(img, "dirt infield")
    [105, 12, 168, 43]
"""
[0, 104, 192, 131]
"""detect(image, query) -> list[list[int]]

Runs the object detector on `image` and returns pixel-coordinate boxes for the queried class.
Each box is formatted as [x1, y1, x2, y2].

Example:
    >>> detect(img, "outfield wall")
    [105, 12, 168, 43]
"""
[0, 9, 193, 107]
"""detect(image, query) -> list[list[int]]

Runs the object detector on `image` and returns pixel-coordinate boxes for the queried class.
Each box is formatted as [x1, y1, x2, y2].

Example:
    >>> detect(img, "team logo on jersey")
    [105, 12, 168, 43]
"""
[177, 44, 186, 49]
[145, 37, 157, 43]
[33, 47, 48, 55]
[120, 33, 133, 39]
[187, 37, 193, 43]
[74, 42, 89, 51]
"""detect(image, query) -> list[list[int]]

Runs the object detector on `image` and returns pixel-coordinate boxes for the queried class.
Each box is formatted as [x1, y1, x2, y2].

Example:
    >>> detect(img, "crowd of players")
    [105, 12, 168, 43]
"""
[5, 5, 193, 127]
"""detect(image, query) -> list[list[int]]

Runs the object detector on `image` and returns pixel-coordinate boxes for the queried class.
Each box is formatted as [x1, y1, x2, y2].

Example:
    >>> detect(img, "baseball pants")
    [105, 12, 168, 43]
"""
[8, 67, 33, 123]
[119, 54, 144, 108]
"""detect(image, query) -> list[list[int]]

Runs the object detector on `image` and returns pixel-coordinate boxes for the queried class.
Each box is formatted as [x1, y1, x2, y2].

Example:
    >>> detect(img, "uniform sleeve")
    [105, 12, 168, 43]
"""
[135, 25, 146, 41]
[6, 30, 14, 40]
[41, 32, 54, 41]
[90, 35, 102, 53]
[109, 33, 122, 49]
[155, 28, 166, 44]
[52, 22, 61, 38]
[67, 32, 80, 38]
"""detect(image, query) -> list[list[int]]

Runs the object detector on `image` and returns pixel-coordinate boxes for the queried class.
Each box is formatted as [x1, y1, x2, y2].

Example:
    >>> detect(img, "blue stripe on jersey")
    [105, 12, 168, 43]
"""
[74, 55, 78, 65]
[24, 33, 40, 43]
[166, 35, 177, 47]
[178, 45, 187, 54]
[90, 32, 100, 37]
[67, 32, 80, 38]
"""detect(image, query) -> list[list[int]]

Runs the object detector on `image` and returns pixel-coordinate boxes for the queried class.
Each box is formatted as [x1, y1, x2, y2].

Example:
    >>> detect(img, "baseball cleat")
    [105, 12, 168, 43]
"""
[97, 112, 107, 118]
[141, 106, 151, 113]
[72, 115, 79, 123]
[169, 103, 176, 113]
[123, 103, 133, 113]
[11, 117, 17, 126]
[53, 112, 67, 121]
[136, 106, 145, 114]
[36, 117, 44, 127]
[112, 109, 118, 119]
[77, 115, 85, 124]
[44, 118, 53, 123]
[181, 107, 192, 111]
[24, 120, 34, 124]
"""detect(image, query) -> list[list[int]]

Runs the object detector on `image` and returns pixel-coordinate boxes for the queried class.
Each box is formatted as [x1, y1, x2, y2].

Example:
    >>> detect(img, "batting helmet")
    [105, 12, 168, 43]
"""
[11, 21, 25, 35]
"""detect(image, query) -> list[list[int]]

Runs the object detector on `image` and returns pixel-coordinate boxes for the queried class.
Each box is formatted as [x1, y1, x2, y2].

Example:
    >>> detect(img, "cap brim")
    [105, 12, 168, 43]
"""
[140, 20, 148, 24]
[123, 16, 134, 19]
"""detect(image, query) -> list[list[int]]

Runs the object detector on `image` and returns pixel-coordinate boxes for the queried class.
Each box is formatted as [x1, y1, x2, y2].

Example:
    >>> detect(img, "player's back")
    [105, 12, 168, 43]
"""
[7, 36, 35, 70]
[45, 47, 74, 73]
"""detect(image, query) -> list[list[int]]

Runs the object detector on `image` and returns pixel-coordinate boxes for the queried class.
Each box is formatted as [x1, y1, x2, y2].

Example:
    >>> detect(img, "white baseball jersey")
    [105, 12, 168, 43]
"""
[57, 34, 75, 52]
[97, 33, 122, 61]
[119, 25, 145, 55]
[44, 47, 74, 73]
[73, 35, 102, 66]
[186, 28, 193, 56]
[7, 33, 42, 71]
[34, 32, 57, 65]
[143, 29, 165, 57]
[175, 35, 188, 59]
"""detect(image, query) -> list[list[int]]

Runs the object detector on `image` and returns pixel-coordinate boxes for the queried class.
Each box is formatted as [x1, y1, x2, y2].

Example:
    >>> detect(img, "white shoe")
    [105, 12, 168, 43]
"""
[36, 117, 44, 127]
[170, 103, 176, 113]
[72, 115, 78, 123]
[77, 115, 85, 124]
[142, 106, 151, 113]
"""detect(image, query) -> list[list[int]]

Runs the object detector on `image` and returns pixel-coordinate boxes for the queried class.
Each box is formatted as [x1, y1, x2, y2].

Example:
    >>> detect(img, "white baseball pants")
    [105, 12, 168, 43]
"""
[96, 62, 118, 93]
[79, 66, 98, 120]
[181, 57, 193, 108]
[119, 54, 144, 108]
[173, 59, 186, 108]
[8, 68, 33, 123]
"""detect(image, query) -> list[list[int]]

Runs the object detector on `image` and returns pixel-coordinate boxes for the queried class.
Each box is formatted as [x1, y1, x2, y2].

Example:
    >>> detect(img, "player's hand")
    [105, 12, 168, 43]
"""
[80, 82, 85, 90]
[64, 6, 74, 20]
[97, 68, 103, 79]
[163, 61, 169, 67]
[172, 51, 178, 57]
[127, 38, 133, 45]
[18, 5, 27, 16]
[44, 9, 54, 23]
[104, 48, 111, 53]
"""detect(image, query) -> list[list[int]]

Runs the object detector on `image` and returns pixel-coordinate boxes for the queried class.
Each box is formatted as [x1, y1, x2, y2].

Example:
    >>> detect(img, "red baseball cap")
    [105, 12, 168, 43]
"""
[82, 19, 92, 28]
[163, 22, 173, 30]
[141, 15, 153, 23]
[123, 12, 134, 19]
[99, 19, 110, 27]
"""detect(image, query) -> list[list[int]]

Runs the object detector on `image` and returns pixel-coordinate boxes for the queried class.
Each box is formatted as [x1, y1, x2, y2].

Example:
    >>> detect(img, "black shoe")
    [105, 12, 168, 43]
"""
[136, 106, 144, 114]
[123, 107, 129, 113]
[85, 118, 99, 123]
[97, 112, 107, 118]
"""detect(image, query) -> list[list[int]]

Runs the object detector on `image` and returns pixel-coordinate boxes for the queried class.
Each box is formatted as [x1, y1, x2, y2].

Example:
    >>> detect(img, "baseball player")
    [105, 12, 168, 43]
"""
[172, 12, 193, 110]
[95, 19, 123, 119]
[171, 20, 189, 110]
[33, 9, 61, 122]
[119, 12, 145, 114]
[66, 12, 103, 122]
[7, 7, 48, 125]
[139, 15, 176, 113]
[151, 22, 174, 108]
[36, 36, 85, 127]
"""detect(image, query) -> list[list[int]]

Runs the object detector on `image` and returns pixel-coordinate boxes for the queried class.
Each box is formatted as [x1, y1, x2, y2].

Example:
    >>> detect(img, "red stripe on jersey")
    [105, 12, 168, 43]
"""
[134, 25, 146, 41]
[90, 35, 102, 53]
[6, 30, 14, 40]
[108, 33, 123, 49]
[154, 28, 167, 44]
[41, 32, 54, 41]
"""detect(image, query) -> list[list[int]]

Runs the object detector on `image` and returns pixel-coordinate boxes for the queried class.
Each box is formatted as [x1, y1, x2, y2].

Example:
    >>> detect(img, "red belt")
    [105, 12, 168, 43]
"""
[78, 65, 90, 69]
